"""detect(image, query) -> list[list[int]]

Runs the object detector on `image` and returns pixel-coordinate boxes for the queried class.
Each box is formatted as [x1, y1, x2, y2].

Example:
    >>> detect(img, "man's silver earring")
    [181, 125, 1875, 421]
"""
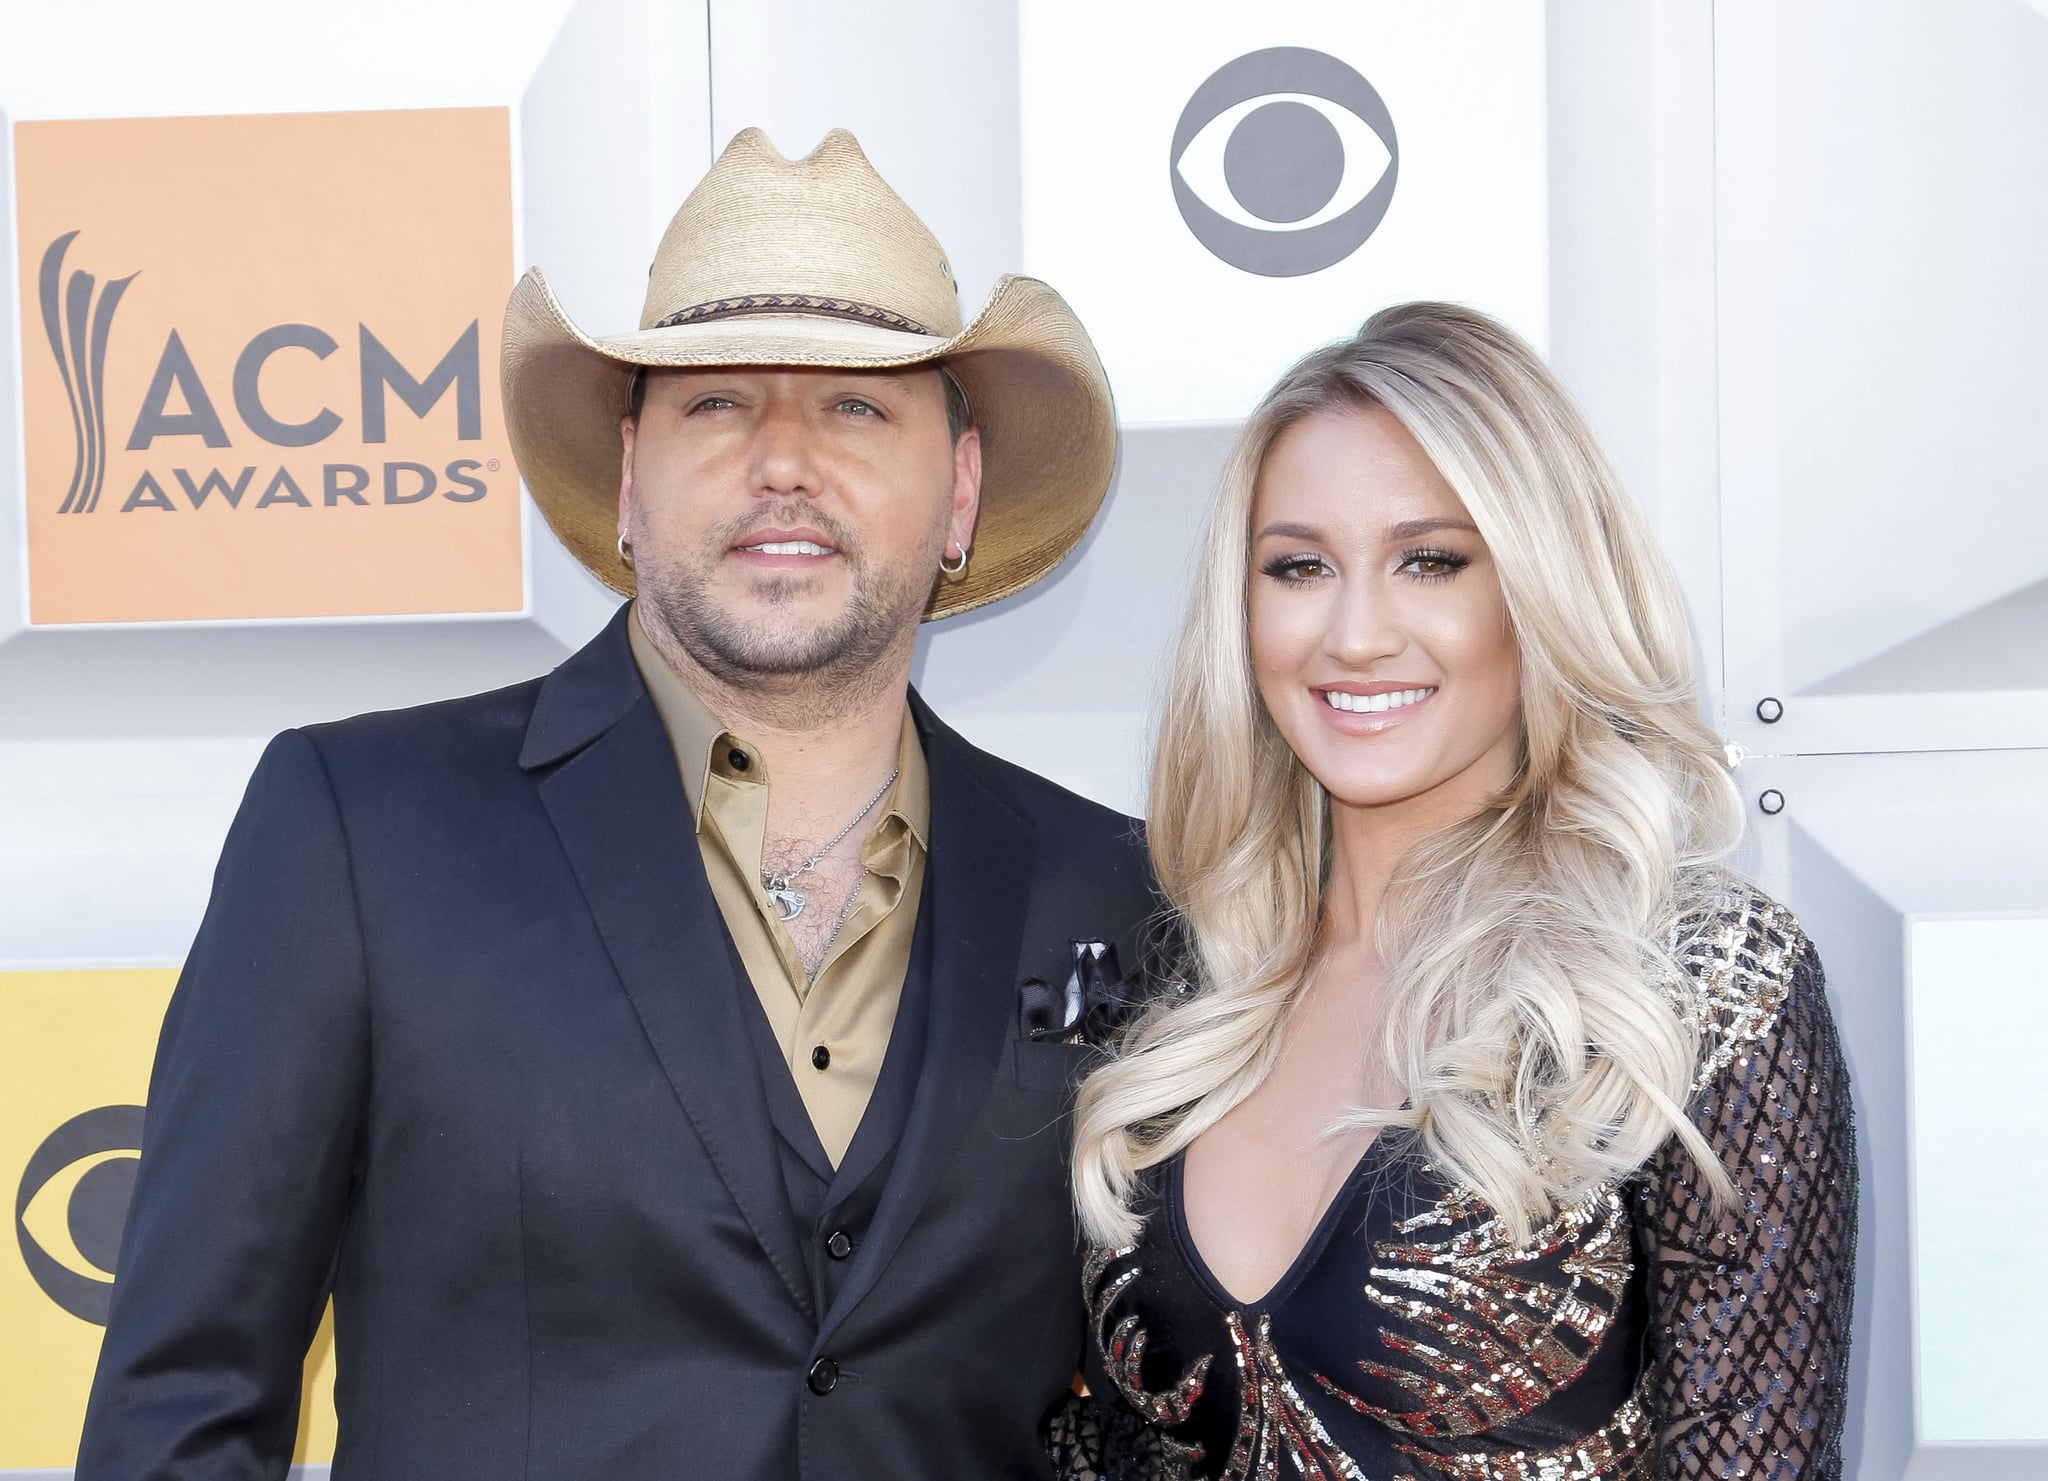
[617, 532, 633, 568]
[938, 542, 969, 577]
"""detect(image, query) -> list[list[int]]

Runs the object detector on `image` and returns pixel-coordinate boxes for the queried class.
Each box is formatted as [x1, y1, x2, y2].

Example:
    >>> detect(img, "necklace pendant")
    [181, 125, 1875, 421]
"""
[768, 886, 806, 921]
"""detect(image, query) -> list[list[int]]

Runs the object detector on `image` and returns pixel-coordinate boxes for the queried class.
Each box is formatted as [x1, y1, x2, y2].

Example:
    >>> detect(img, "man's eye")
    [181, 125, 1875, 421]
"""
[837, 398, 880, 417]
[688, 396, 734, 413]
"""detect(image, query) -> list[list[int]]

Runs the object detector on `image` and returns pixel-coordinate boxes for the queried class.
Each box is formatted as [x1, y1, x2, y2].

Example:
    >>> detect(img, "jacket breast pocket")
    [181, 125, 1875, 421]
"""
[1013, 1036, 1094, 1094]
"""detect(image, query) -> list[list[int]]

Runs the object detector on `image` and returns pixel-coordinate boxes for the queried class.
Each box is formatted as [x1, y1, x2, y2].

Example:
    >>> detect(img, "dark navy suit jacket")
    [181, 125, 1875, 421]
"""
[76, 606, 1155, 1480]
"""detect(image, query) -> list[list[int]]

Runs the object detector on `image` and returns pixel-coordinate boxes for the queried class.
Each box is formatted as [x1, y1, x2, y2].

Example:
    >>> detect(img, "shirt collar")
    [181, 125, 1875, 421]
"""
[626, 602, 930, 848]
[881, 707, 931, 852]
[627, 604, 727, 824]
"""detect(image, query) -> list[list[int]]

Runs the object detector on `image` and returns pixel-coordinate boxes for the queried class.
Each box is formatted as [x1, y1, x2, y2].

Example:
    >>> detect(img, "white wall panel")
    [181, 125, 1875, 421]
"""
[1735, 747, 2048, 1480]
[1907, 916, 2048, 1444]
[1706, 14, 2048, 1458]
[1544, 2, 1725, 721]
[915, 424, 1237, 816]
[1716, 0, 2048, 759]
[706, 0, 1024, 318]
[0, 738, 258, 969]
[1018, 0, 1547, 427]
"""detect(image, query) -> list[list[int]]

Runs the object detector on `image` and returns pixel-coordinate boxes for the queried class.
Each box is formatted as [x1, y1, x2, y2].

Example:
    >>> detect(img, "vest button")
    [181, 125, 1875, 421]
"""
[807, 1356, 839, 1395]
[727, 747, 751, 771]
[811, 1044, 831, 1071]
[826, 1229, 854, 1260]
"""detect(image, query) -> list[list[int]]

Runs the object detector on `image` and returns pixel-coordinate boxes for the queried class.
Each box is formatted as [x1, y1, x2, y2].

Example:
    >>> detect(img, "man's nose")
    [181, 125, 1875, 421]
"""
[749, 401, 822, 498]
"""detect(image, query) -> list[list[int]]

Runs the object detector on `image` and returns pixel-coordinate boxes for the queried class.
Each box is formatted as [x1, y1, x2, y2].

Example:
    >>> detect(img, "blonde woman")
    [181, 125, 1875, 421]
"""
[1048, 304, 1856, 1480]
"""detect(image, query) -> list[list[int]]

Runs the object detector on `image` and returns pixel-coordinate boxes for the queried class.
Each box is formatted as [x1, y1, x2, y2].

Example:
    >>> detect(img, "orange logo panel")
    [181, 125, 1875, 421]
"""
[14, 108, 521, 624]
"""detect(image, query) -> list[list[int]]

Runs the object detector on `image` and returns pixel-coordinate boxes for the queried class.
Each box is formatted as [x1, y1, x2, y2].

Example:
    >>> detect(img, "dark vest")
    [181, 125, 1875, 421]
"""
[744, 890, 936, 1319]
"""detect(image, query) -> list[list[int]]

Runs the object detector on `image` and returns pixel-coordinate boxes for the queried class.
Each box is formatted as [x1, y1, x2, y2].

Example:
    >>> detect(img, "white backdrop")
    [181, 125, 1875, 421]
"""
[3, 2, 2046, 1477]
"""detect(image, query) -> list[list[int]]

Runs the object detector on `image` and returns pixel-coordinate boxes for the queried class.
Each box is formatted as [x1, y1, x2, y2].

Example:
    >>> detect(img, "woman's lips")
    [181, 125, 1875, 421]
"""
[1313, 684, 1436, 734]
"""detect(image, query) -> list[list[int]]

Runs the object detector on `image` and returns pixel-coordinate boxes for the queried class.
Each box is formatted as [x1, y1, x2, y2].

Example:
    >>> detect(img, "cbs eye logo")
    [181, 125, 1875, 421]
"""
[1170, 46, 1399, 278]
[15, 1104, 144, 1324]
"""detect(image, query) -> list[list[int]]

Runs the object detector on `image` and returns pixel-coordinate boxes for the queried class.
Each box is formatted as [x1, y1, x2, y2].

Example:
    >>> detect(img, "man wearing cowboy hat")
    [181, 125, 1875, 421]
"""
[78, 129, 1149, 1480]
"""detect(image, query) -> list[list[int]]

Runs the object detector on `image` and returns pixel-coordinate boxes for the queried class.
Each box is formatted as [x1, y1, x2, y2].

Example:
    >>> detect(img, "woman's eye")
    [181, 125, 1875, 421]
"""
[1399, 547, 1470, 580]
[1260, 554, 1329, 584]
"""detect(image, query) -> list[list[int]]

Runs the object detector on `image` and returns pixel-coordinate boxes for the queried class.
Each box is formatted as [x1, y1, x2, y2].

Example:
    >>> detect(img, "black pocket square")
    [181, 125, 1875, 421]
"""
[1019, 939, 1130, 1045]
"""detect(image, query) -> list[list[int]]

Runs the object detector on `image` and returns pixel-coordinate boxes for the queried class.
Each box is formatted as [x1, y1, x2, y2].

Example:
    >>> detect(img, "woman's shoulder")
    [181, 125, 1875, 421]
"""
[1668, 871, 1823, 1092]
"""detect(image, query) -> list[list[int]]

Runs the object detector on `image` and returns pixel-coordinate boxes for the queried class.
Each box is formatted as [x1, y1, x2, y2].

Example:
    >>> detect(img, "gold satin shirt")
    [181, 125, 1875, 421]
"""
[627, 609, 929, 1167]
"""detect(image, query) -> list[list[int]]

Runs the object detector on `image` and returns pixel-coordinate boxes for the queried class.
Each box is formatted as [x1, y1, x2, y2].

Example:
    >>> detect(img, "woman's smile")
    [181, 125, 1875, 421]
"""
[1312, 682, 1438, 732]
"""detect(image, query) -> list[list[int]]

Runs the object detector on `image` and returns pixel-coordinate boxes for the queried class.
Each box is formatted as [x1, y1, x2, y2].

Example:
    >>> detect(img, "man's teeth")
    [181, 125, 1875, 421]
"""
[1321, 687, 1435, 714]
[744, 540, 834, 556]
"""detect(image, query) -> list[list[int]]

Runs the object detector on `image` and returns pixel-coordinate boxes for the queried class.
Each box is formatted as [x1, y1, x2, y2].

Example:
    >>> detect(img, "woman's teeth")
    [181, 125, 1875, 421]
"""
[1321, 687, 1435, 714]
[744, 540, 833, 556]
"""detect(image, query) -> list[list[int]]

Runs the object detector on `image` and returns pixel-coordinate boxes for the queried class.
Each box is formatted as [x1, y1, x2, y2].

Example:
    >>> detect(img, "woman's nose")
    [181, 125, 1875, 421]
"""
[1322, 578, 1402, 665]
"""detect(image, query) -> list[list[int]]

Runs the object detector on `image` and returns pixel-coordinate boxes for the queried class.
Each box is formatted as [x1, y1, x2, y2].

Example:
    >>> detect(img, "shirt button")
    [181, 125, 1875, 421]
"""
[807, 1356, 839, 1395]
[727, 747, 750, 771]
[810, 1044, 831, 1071]
[826, 1229, 854, 1260]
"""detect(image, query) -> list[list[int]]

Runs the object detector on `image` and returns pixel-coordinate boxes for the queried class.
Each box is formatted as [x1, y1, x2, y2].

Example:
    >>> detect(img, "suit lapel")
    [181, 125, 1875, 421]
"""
[527, 611, 815, 1319]
[816, 703, 1035, 1347]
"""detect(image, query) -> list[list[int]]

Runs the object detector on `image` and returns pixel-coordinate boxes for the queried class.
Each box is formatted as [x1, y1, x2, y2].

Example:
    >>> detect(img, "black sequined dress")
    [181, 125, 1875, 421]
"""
[1048, 886, 1857, 1481]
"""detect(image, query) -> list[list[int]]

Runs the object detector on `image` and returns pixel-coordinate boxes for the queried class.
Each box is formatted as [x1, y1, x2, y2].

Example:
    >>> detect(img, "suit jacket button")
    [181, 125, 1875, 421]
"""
[826, 1229, 854, 1260]
[807, 1357, 839, 1395]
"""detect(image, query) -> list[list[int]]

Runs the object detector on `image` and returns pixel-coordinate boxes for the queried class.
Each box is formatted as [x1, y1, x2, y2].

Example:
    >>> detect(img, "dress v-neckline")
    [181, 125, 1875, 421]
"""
[1169, 1130, 1397, 1312]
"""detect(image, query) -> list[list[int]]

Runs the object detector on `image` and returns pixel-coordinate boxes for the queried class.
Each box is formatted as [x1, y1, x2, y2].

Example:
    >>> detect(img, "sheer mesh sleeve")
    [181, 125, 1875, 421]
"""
[1636, 905, 1858, 1480]
[1044, 1389, 1194, 1481]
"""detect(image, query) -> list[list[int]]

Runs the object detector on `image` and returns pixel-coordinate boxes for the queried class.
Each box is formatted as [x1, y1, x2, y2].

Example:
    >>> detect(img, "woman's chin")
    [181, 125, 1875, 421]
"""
[1306, 765, 1442, 814]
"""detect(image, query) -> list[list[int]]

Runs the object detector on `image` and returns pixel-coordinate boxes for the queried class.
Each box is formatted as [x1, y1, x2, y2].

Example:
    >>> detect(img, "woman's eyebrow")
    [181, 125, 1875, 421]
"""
[1255, 517, 1481, 542]
[1253, 521, 1323, 542]
[1385, 517, 1480, 539]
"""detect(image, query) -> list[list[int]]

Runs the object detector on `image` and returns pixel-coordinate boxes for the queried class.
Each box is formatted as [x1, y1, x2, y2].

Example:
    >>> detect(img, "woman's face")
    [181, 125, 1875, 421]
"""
[1248, 405, 1523, 830]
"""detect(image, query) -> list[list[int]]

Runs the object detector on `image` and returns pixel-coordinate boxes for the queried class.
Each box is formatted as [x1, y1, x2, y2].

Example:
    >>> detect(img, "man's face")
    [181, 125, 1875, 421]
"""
[619, 366, 980, 688]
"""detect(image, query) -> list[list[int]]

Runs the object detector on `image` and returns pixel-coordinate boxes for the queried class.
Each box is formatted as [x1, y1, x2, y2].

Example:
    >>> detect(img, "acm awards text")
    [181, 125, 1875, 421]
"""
[115, 319, 494, 512]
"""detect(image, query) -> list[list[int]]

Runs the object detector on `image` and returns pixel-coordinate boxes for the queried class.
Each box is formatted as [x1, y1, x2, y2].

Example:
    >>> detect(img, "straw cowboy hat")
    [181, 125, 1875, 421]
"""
[501, 127, 1116, 621]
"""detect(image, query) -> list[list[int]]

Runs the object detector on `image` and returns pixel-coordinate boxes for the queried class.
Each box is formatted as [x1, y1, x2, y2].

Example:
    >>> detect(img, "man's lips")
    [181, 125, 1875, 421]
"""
[730, 527, 840, 563]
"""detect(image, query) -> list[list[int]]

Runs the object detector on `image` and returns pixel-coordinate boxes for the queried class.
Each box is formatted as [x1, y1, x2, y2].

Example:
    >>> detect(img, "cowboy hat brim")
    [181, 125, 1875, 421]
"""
[501, 267, 1116, 621]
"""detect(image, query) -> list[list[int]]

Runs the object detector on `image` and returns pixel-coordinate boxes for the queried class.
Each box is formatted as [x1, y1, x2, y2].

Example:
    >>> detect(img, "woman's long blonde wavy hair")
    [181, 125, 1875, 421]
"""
[1073, 303, 1744, 1247]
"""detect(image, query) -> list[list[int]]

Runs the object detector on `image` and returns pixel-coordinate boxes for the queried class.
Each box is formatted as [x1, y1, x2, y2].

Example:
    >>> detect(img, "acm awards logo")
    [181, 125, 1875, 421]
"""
[14, 106, 520, 626]
[1170, 47, 1398, 277]
[39, 232, 133, 517]
[40, 230, 493, 520]
[14, 1105, 142, 1325]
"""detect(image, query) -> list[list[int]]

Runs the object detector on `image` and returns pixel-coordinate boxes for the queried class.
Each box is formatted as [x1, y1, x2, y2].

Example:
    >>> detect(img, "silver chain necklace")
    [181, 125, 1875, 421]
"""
[760, 766, 899, 922]
[805, 864, 872, 984]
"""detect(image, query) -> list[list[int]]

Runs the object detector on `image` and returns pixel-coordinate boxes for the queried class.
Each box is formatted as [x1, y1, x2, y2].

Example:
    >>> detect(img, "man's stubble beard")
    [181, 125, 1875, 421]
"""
[636, 506, 944, 715]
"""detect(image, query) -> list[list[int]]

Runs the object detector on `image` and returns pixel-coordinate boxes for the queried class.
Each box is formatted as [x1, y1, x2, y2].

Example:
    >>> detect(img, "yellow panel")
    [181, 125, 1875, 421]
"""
[0, 969, 337, 1467]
